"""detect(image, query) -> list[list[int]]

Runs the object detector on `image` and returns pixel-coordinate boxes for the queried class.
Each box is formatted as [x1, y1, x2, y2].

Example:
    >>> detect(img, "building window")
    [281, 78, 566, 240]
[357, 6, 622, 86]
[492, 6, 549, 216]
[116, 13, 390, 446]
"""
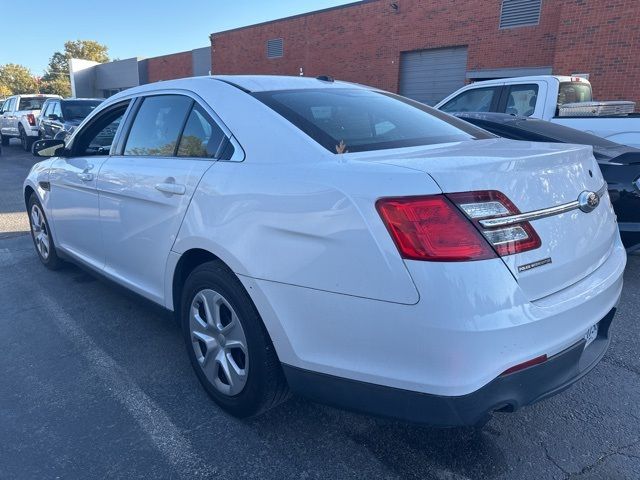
[267, 38, 284, 59]
[499, 0, 542, 29]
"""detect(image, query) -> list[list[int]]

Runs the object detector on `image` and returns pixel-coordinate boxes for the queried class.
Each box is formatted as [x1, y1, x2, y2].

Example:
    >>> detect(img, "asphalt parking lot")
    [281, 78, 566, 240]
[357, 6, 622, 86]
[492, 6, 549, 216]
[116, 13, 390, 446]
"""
[0, 144, 639, 480]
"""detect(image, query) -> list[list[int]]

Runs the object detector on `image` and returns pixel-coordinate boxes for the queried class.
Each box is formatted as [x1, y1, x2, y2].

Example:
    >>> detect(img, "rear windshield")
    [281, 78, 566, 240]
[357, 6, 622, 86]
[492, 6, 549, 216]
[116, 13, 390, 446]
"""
[19, 97, 48, 111]
[558, 82, 593, 105]
[253, 88, 492, 153]
[61, 100, 102, 121]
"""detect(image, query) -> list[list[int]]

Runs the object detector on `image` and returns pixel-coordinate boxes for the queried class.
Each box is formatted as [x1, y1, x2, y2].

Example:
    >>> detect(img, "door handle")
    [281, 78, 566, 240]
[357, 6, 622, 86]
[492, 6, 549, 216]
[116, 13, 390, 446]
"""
[78, 172, 94, 182]
[155, 183, 186, 195]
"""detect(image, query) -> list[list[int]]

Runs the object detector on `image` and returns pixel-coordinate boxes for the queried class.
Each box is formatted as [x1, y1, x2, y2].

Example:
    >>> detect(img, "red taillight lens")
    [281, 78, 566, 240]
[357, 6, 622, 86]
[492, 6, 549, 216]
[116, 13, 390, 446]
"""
[26, 114, 36, 126]
[448, 191, 541, 257]
[376, 195, 497, 261]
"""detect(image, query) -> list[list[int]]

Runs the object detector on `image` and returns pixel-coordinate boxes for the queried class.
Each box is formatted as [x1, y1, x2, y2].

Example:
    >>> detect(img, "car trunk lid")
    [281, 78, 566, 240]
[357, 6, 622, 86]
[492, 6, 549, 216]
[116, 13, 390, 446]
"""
[365, 139, 619, 301]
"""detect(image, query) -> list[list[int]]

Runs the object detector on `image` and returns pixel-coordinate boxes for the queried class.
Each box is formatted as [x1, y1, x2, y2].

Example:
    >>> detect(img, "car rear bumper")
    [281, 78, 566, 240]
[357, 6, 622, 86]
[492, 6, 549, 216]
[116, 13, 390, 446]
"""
[283, 308, 616, 427]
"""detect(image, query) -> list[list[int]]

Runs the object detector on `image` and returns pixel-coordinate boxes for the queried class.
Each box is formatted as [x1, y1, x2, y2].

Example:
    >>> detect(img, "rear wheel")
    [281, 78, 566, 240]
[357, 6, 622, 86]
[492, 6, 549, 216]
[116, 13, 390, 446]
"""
[181, 261, 289, 418]
[28, 194, 62, 270]
[19, 125, 33, 152]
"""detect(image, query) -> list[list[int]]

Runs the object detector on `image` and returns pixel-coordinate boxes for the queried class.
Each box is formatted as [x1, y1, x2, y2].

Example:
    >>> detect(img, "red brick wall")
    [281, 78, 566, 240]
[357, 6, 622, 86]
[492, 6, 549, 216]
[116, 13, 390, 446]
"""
[147, 51, 193, 83]
[552, 0, 640, 103]
[211, 0, 640, 104]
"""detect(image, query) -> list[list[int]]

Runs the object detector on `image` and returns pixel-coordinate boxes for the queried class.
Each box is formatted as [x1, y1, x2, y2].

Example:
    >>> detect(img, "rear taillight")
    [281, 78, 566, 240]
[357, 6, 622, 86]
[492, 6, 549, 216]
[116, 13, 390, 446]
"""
[376, 191, 541, 262]
[376, 195, 497, 261]
[26, 114, 36, 126]
[448, 191, 541, 257]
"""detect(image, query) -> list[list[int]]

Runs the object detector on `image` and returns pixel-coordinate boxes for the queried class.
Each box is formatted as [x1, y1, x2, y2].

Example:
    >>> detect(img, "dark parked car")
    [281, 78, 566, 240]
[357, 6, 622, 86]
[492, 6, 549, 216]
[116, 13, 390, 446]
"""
[39, 98, 102, 141]
[456, 112, 640, 250]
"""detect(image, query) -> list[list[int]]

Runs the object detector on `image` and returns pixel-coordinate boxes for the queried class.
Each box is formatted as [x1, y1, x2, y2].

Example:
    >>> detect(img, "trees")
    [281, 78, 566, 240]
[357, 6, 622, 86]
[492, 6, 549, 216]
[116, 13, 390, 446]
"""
[41, 40, 110, 97]
[0, 64, 38, 95]
[0, 40, 109, 98]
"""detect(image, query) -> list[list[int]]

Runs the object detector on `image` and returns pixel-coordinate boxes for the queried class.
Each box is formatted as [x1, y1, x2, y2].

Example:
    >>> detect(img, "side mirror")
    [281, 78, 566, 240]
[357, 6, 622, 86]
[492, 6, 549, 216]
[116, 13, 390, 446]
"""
[32, 139, 65, 158]
[48, 114, 60, 121]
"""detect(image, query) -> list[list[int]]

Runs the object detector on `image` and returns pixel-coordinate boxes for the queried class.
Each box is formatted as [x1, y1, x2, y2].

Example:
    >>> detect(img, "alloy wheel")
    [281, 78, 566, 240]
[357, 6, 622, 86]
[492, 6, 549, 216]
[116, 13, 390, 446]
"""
[189, 289, 249, 396]
[30, 204, 50, 260]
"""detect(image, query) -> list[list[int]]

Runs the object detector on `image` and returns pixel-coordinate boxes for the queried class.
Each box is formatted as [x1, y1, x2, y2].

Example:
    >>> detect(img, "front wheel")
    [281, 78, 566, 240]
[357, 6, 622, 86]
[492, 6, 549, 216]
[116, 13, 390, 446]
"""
[28, 194, 62, 270]
[0, 132, 9, 146]
[181, 261, 289, 418]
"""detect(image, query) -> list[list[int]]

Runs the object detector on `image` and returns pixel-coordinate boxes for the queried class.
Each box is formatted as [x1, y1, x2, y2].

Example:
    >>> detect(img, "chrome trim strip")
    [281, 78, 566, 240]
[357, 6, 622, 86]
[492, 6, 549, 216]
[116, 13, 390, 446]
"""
[479, 184, 607, 229]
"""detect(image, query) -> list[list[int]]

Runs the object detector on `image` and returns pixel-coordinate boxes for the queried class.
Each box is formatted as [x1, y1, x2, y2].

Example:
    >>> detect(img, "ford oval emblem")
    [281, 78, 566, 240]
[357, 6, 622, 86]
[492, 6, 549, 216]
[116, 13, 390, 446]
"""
[578, 191, 600, 213]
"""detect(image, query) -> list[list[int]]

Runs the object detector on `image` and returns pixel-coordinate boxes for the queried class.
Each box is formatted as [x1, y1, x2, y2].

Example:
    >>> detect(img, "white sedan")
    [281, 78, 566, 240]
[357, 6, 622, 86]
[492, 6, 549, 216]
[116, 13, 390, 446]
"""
[24, 76, 626, 426]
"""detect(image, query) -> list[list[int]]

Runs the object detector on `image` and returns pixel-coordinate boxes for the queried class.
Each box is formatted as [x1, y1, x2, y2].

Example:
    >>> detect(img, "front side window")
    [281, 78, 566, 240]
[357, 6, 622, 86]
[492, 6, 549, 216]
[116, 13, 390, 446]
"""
[3, 98, 16, 112]
[254, 89, 490, 153]
[124, 95, 192, 156]
[52, 102, 63, 119]
[71, 102, 129, 156]
[41, 101, 52, 118]
[177, 105, 226, 158]
[504, 84, 539, 116]
[440, 87, 498, 114]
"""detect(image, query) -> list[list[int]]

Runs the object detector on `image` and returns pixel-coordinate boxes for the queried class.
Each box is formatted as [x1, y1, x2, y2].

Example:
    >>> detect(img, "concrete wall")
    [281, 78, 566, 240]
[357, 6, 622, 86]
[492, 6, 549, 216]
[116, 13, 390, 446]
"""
[69, 59, 99, 98]
[95, 58, 141, 91]
[192, 47, 212, 76]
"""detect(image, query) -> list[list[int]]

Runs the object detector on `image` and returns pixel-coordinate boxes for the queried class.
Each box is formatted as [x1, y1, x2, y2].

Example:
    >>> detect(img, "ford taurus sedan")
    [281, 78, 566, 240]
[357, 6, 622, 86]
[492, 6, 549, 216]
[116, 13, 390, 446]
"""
[24, 76, 626, 426]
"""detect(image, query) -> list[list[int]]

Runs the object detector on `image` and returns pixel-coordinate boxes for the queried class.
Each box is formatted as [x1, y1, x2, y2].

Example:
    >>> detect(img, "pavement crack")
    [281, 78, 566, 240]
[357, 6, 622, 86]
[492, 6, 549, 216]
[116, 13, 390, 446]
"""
[567, 438, 640, 478]
[542, 443, 570, 478]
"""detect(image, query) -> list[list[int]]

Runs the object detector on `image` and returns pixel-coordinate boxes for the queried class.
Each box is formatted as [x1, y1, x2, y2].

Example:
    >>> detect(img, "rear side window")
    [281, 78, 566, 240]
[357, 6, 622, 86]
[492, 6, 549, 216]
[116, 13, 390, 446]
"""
[504, 84, 539, 116]
[124, 95, 192, 156]
[558, 82, 593, 105]
[254, 88, 490, 153]
[177, 104, 226, 158]
[440, 87, 498, 114]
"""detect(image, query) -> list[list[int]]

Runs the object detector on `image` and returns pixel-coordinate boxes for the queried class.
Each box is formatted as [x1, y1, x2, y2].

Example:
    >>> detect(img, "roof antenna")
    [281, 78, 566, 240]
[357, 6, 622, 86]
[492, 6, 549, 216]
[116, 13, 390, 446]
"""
[317, 75, 335, 83]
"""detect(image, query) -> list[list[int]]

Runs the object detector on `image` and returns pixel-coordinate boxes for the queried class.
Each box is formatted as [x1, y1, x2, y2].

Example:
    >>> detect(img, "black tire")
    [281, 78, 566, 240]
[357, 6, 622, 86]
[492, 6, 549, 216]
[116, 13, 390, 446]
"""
[181, 260, 289, 418]
[0, 132, 8, 146]
[27, 193, 63, 270]
[19, 125, 33, 152]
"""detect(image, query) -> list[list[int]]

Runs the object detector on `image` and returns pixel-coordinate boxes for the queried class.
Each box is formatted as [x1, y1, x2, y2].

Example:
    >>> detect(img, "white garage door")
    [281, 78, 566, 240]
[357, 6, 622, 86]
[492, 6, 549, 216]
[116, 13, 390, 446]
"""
[399, 47, 468, 106]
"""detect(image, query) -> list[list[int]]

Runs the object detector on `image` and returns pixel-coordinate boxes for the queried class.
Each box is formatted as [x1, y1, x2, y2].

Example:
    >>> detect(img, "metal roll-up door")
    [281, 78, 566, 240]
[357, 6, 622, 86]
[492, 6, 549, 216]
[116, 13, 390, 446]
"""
[399, 47, 468, 105]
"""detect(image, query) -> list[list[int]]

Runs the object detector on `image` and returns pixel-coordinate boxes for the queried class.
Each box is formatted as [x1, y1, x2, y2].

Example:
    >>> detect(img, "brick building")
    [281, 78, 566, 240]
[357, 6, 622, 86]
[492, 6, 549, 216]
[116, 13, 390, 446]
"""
[210, 0, 640, 105]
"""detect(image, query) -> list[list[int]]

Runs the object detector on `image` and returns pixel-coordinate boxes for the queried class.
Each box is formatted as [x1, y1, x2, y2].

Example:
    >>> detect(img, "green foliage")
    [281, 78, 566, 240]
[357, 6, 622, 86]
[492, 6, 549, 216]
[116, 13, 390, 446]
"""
[39, 77, 72, 97]
[41, 40, 110, 97]
[0, 40, 109, 98]
[0, 64, 38, 95]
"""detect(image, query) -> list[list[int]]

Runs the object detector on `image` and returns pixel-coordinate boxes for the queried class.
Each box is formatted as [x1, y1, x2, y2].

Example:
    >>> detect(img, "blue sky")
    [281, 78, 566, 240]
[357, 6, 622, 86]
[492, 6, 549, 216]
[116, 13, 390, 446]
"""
[2, 0, 353, 75]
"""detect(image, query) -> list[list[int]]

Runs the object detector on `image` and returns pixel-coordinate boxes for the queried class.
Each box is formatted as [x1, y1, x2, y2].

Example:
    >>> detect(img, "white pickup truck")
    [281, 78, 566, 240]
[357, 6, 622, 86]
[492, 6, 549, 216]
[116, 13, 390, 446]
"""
[435, 76, 640, 148]
[0, 94, 61, 151]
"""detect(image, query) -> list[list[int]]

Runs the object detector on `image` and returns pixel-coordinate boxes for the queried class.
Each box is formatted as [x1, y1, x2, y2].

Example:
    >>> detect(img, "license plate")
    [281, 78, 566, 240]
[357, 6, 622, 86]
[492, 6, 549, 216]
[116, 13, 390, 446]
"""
[584, 323, 599, 348]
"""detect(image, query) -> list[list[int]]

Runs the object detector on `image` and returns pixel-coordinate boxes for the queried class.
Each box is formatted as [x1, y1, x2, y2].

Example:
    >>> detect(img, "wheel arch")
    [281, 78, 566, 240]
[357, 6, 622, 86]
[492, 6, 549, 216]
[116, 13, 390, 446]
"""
[168, 246, 296, 366]
[24, 185, 36, 208]
[171, 248, 222, 319]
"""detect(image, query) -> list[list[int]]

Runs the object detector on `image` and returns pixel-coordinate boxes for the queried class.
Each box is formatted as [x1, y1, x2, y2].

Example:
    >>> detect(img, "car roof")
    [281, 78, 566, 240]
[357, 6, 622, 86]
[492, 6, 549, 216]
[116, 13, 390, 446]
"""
[461, 75, 588, 88]
[110, 75, 367, 99]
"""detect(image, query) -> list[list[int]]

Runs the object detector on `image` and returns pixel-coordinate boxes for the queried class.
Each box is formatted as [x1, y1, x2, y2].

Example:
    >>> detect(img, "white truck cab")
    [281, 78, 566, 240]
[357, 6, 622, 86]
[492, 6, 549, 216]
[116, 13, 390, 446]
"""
[436, 76, 640, 148]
